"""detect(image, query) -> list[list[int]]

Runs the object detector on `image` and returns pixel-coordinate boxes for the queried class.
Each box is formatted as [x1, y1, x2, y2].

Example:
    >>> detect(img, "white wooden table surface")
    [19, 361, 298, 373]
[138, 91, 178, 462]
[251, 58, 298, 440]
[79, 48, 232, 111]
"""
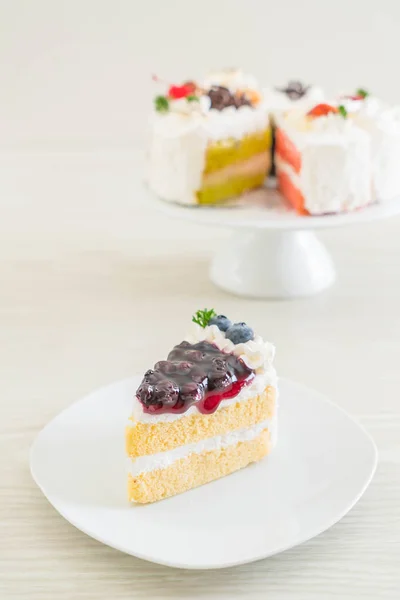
[1, 153, 400, 599]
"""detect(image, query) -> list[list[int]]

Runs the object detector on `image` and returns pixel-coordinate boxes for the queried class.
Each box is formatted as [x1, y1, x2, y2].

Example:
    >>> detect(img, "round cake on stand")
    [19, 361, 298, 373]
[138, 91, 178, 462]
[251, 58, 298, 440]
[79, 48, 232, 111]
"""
[153, 186, 400, 299]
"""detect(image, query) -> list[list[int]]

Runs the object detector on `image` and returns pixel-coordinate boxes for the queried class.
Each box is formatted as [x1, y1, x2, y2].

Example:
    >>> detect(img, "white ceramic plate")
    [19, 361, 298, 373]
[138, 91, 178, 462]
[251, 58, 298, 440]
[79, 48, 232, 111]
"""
[30, 377, 377, 570]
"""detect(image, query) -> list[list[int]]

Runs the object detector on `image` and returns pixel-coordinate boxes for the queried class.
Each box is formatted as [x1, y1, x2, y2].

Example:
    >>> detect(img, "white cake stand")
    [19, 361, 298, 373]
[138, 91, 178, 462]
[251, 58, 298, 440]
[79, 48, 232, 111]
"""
[152, 187, 400, 299]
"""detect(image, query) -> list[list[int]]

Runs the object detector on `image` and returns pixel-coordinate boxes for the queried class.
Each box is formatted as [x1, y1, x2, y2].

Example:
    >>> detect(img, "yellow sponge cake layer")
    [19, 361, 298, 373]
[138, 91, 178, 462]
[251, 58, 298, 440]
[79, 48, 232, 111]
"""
[196, 171, 266, 205]
[196, 154, 270, 205]
[204, 128, 272, 174]
[126, 385, 276, 458]
[128, 429, 270, 504]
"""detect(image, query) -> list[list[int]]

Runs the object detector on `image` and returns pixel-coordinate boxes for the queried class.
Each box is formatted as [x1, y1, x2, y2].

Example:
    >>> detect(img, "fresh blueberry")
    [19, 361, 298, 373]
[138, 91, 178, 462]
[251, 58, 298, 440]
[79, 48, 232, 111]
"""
[225, 322, 254, 344]
[209, 314, 232, 332]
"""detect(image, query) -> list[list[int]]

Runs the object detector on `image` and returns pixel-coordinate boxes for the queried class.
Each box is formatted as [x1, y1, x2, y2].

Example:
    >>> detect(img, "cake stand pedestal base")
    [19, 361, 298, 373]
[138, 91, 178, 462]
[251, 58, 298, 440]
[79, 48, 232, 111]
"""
[152, 187, 400, 300]
[210, 229, 335, 299]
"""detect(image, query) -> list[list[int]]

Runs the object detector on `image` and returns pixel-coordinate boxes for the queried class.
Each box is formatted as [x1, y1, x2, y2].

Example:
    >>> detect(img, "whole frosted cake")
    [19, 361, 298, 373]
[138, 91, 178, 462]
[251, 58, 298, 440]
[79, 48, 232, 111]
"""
[146, 72, 400, 214]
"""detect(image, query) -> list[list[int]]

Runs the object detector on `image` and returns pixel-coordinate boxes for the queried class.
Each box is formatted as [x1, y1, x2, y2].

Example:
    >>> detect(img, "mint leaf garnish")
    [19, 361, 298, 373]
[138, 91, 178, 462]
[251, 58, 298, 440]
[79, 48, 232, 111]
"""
[356, 88, 369, 99]
[192, 308, 217, 328]
[154, 95, 169, 112]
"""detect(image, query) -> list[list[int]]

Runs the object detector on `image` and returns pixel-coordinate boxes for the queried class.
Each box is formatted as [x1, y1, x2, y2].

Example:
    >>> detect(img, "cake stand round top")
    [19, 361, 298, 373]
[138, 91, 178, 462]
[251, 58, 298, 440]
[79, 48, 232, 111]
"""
[152, 187, 400, 231]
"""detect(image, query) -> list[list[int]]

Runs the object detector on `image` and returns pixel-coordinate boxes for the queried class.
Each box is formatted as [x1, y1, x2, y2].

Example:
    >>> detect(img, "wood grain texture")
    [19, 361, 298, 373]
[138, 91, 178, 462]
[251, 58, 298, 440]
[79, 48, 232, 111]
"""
[1, 154, 400, 599]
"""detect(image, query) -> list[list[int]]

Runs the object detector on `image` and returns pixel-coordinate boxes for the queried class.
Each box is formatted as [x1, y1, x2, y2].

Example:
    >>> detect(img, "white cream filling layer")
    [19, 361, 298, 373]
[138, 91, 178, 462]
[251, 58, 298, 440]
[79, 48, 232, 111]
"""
[275, 155, 302, 189]
[129, 417, 277, 476]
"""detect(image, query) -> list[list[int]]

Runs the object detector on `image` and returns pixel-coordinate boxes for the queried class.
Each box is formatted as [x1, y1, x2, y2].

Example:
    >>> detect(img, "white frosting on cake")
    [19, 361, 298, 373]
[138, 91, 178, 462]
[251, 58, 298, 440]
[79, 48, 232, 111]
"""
[276, 110, 372, 214]
[129, 417, 277, 476]
[202, 68, 259, 92]
[132, 323, 277, 424]
[146, 113, 208, 204]
[147, 71, 270, 205]
[204, 105, 269, 141]
[185, 323, 275, 371]
[281, 108, 360, 138]
[339, 97, 400, 201]
[264, 84, 325, 116]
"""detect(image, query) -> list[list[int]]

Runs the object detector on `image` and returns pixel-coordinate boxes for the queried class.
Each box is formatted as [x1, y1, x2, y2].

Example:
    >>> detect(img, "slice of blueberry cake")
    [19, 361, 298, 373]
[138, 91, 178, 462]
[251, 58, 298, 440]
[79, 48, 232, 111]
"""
[126, 309, 278, 503]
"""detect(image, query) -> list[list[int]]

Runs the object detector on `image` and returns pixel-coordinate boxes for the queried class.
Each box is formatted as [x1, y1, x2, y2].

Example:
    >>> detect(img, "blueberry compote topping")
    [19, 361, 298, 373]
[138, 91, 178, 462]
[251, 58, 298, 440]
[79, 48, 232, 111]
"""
[136, 340, 254, 415]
